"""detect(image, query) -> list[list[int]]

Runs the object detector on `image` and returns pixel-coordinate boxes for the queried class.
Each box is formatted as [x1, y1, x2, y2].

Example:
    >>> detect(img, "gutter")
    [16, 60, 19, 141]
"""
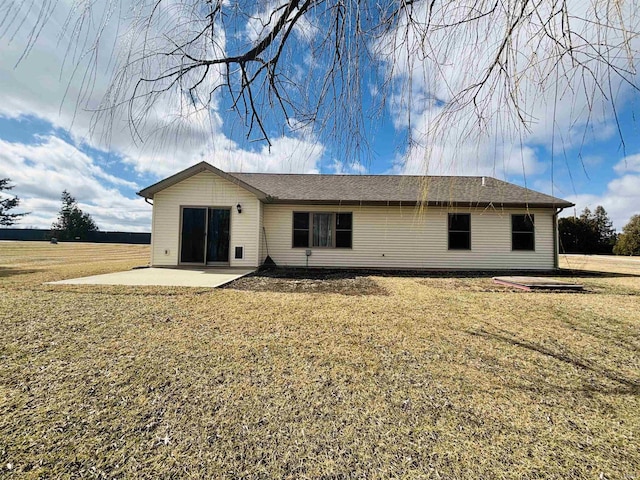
[259, 199, 574, 208]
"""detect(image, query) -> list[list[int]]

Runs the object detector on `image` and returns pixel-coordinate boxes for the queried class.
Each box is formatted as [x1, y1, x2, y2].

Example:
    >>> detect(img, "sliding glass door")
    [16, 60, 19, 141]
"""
[180, 207, 230, 265]
[180, 207, 207, 264]
[207, 208, 230, 263]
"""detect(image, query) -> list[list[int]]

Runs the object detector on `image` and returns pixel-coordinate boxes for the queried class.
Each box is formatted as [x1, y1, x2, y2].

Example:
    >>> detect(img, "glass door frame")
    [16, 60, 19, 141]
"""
[206, 207, 231, 266]
[179, 205, 232, 266]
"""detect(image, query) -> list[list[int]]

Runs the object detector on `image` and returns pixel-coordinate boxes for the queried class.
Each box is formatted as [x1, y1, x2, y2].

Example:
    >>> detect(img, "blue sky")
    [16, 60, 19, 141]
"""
[1, 1, 639, 232]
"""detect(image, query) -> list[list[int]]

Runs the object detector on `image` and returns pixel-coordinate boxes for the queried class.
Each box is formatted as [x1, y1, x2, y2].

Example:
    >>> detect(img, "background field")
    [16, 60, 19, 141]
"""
[1, 242, 638, 478]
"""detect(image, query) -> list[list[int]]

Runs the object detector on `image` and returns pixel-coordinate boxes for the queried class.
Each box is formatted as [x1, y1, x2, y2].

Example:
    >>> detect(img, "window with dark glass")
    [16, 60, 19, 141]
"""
[336, 213, 352, 248]
[292, 212, 352, 248]
[512, 214, 535, 250]
[448, 213, 471, 250]
[293, 212, 310, 247]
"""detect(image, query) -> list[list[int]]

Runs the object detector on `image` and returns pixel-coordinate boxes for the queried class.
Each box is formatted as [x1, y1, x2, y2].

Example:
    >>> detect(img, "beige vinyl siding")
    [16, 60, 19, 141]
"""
[258, 201, 265, 262]
[262, 204, 556, 270]
[151, 171, 259, 267]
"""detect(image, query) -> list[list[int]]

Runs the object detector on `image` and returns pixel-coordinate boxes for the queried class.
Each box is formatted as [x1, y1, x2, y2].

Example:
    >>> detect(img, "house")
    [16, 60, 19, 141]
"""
[137, 161, 574, 270]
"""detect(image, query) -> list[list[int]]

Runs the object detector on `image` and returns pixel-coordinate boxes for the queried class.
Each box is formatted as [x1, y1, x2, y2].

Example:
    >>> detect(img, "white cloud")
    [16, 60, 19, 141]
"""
[388, 123, 546, 179]
[209, 132, 325, 174]
[117, 113, 326, 177]
[330, 159, 367, 174]
[0, 136, 151, 231]
[614, 153, 640, 174]
[563, 173, 640, 230]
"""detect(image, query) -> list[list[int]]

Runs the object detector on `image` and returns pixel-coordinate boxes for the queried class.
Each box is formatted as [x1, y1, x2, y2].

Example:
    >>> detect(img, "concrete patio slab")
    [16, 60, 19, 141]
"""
[48, 267, 254, 288]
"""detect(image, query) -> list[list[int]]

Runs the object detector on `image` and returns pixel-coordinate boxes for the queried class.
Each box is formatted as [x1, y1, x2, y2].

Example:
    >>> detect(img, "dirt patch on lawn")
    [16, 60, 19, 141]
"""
[224, 268, 626, 295]
[222, 268, 389, 296]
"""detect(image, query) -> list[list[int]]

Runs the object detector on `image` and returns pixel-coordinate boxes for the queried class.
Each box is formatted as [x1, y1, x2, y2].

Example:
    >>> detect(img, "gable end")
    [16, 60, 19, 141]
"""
[137, 161, 267, 200]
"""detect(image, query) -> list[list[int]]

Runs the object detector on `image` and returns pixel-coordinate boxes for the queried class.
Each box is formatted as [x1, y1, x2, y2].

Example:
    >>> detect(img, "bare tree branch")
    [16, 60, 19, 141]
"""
[2, 0, 638, 171]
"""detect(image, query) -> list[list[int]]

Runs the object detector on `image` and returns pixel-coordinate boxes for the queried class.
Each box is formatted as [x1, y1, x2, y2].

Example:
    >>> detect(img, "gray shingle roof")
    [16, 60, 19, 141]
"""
[137, 161, 573, 208]
[230, 172, 573, 208]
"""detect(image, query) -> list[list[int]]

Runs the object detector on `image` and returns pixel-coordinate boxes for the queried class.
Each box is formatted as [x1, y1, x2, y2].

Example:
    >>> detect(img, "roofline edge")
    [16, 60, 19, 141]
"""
[136, 161, 268, 200]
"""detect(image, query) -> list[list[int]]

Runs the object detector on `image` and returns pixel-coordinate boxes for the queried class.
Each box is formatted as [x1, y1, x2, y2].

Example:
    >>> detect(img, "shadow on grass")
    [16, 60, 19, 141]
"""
[250, 267, 639, 280]
[0, 266, 38, 278]
[555, 268, 640, 279]
[468, 328, 640, 395]
[557, 314, 640, 353]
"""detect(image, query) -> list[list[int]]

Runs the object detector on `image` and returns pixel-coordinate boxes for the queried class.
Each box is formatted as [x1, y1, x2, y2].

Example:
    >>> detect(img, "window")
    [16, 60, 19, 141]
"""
[313, 213, 333, 247]
[336, 213, 352, 248]
[448, 213, 471, 250]
[293, 212, 310, 248]
[512, 214, 535, 250]
[292, 212, 352, 248]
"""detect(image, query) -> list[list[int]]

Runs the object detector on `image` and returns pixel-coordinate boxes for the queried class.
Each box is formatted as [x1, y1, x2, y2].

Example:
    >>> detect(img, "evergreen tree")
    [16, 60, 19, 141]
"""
[51, 190, 98, 241]
[0, 178, 28, 226]
[559, 206, 616, 254]
[559, 216, 589, 253]
[613, 215, 640, 256]
[593, 206, 617, 253]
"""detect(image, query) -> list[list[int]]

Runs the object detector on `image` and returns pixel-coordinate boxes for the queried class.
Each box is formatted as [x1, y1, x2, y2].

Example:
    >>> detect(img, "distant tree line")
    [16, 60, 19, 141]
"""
[559, 206, 616, 254]
[0, 228, 150, 244]
[559, 206, 640, 256]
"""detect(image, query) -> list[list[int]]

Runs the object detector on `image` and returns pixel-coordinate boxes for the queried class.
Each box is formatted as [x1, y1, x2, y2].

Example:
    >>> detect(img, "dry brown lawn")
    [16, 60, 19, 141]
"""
[1, 242, 639, 479]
